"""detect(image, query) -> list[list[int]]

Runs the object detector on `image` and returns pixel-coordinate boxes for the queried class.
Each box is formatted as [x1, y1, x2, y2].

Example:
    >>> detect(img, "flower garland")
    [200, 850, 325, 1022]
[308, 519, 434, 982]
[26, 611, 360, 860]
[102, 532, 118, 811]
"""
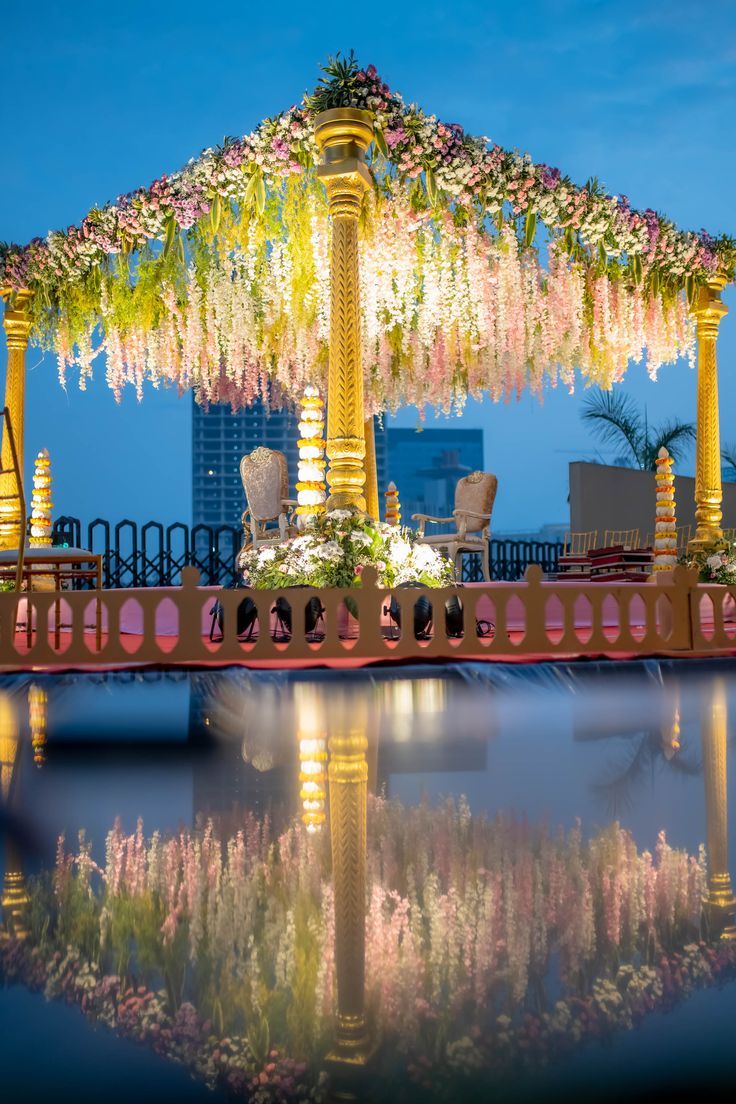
[239, 508, 454, 589]
[1, 54, 730, 411]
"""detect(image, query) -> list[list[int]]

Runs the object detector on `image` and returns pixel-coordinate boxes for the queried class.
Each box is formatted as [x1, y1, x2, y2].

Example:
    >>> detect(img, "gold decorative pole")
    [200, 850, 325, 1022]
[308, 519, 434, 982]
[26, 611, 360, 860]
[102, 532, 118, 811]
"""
[690, 274, 728, 549]
[0, 290, 32, 550]
[700, 678, 736, 938]
[327, 694, 370, 1065]
[296, 387, 327, 523]
[384, 481, 401, 526]
[315, 108, 374, 513]
[363, 415, 379, 522]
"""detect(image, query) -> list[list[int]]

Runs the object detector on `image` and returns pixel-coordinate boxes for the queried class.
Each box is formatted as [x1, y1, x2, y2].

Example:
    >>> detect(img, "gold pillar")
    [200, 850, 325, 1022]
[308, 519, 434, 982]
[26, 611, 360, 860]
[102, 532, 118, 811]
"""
[701, 678, 736, 938]
[691, 274, 728, 549]
[363, 415, 379, 522]
[0, 290, 32, 550]
[315, 109, 374, 513]
[327, 695, 370, 1064]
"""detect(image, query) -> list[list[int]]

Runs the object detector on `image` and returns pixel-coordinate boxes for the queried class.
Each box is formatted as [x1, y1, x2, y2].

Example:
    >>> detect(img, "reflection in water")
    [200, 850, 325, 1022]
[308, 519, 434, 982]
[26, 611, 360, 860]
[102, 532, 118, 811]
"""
[702, 679, 736, 938]
[29, 684, 47, 768]
[295, 684, 328, 835]
[2, 668, 736, 1100]
[0, 691, 29, 940]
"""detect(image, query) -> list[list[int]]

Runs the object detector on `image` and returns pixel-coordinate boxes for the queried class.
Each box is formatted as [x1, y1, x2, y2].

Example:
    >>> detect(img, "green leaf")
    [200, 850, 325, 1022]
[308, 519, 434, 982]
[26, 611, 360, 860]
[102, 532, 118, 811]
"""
[597, 241, 607, 268]
[651, 267, 660, 298]
[162, 215, 177, 259]
[524, 208, 537, 249]
[685, 274, 696, 308]
[244, 169, 261, 208]
[255, 174, 267, 217]
[373, 127, 388, 158]
[425, 167, 438, 206]
[564, 226, 575, 256]
[209, 193, 222, 238]
[631, 252, 643, 286]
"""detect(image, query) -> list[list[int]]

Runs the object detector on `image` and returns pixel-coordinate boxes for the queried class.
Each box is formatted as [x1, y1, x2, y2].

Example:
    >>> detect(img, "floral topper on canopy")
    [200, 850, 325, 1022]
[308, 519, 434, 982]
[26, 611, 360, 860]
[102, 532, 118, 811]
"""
[1, 52, 733, 413]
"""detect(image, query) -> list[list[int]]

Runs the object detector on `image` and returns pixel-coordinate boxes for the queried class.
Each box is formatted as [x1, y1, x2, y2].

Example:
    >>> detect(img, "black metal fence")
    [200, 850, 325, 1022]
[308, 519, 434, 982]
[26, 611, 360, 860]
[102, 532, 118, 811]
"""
[51, 516, 563, 588]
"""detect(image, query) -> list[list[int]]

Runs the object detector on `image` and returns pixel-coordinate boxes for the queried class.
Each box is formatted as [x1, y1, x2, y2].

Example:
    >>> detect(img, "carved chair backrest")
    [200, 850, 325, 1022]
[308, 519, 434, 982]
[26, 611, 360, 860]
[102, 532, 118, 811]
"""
[454, 472, 498, 533]
[240, 447, 289, 522]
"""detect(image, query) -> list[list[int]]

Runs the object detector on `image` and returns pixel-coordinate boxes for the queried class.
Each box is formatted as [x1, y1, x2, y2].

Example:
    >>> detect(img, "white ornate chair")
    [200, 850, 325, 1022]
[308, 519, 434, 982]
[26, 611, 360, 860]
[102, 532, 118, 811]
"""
[239, 447, 297, 559]
[412, 471, 498, 582]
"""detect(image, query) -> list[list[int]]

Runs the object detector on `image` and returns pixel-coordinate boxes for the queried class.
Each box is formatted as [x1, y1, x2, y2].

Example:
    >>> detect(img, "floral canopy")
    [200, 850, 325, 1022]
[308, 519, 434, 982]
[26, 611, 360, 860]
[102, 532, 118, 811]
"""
[2, 54, 734, 415]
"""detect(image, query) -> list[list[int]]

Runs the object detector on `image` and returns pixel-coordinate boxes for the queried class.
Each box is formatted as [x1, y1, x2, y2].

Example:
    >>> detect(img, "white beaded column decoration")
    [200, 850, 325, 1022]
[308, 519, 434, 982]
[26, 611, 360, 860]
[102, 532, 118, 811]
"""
[654, 447, 677, 572]
[29, 448, 53, 547]
[296, 386, 326, 524]
[384, 481, 401, 526]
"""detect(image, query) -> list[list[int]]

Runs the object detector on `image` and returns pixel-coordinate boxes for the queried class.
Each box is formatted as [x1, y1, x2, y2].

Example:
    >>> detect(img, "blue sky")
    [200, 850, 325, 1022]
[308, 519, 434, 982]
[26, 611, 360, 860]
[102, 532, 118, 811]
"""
[2, 0, 735, 532]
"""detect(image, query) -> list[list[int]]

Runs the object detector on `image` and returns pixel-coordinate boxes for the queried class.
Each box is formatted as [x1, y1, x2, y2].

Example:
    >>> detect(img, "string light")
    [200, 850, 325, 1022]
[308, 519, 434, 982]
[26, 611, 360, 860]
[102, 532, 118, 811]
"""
[296, 386, 326, 522]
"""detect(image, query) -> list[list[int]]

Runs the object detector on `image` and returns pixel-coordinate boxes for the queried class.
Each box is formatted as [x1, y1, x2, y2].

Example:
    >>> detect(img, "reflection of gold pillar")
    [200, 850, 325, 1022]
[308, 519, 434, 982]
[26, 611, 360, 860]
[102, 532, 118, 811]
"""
[0, 691, 29, 940]
[701, 679, 736, 938]
[690, 275, 728, 549]
[327, 699, 370, 1064]
[315, 108, 373, 513]
[363, 416, 379, 522]
[0, 290, 32, 550]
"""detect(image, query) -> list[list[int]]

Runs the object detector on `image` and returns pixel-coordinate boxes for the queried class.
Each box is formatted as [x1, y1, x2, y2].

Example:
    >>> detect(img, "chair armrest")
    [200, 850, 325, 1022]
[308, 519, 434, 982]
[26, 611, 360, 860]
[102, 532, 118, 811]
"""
[412, 512, 456, 537]
[453, 509, 493, 540]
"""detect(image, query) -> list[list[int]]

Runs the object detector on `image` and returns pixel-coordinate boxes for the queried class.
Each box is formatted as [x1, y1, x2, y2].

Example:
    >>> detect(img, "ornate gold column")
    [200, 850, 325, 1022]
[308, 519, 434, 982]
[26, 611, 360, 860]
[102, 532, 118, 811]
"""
[701, 678, 736, 939]
[315, 109, 373, 513]
[0, 290, 33, 550]
[327, 695, 370, 1065]
[690, 274, 728, 549]
[363, 415, 379, 522]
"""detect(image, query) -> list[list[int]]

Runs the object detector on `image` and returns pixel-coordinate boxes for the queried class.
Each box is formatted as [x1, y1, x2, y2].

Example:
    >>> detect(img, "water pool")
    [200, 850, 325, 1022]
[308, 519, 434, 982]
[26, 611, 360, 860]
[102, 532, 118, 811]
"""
[1, 659, 735, 1103]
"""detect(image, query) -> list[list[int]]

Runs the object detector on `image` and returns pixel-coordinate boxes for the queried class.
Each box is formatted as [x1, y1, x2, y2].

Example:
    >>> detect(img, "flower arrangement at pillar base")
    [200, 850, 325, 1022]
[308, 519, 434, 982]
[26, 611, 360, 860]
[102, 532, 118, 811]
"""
[239, 507, 454, 590]
[682, 539, 736, 584]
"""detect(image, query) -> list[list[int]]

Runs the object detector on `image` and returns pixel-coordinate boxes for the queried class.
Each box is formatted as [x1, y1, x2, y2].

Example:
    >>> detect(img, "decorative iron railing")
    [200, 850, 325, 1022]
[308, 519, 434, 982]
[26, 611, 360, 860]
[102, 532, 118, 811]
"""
[50, 516, 564, 587]
[0, 563, 729, 671]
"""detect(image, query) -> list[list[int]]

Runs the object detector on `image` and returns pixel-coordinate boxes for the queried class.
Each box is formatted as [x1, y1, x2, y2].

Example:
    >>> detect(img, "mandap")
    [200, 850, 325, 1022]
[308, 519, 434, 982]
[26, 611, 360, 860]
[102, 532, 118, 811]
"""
[0, 53, 734, 552]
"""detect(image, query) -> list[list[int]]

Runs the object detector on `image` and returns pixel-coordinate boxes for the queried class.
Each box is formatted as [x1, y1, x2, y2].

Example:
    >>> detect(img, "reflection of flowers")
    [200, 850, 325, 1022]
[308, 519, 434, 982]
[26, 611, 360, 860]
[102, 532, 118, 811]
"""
[2, 797, 722, 1103]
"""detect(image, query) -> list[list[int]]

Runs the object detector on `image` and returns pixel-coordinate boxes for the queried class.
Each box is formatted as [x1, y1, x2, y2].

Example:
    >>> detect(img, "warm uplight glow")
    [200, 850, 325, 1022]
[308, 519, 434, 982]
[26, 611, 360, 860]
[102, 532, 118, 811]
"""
[296, 386, 326, 522]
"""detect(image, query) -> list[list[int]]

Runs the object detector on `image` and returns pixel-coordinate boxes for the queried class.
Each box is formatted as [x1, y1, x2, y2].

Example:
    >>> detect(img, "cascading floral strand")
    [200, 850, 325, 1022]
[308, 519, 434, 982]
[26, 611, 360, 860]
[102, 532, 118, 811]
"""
[0, 54, 729, 411]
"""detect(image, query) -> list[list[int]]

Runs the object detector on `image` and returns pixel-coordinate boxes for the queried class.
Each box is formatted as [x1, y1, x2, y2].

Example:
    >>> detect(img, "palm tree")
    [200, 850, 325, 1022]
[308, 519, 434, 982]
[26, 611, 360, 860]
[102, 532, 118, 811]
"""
[721, 443, 736, 483]
[581, 390, 695, 470]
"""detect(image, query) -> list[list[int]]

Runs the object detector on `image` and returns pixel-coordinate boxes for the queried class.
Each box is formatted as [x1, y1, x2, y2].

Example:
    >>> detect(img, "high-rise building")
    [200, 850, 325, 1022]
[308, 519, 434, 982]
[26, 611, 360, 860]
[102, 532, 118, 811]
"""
[192, 397, 300, 529]
[386, 427, 484, 528]
[192, 395, 389, 527]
